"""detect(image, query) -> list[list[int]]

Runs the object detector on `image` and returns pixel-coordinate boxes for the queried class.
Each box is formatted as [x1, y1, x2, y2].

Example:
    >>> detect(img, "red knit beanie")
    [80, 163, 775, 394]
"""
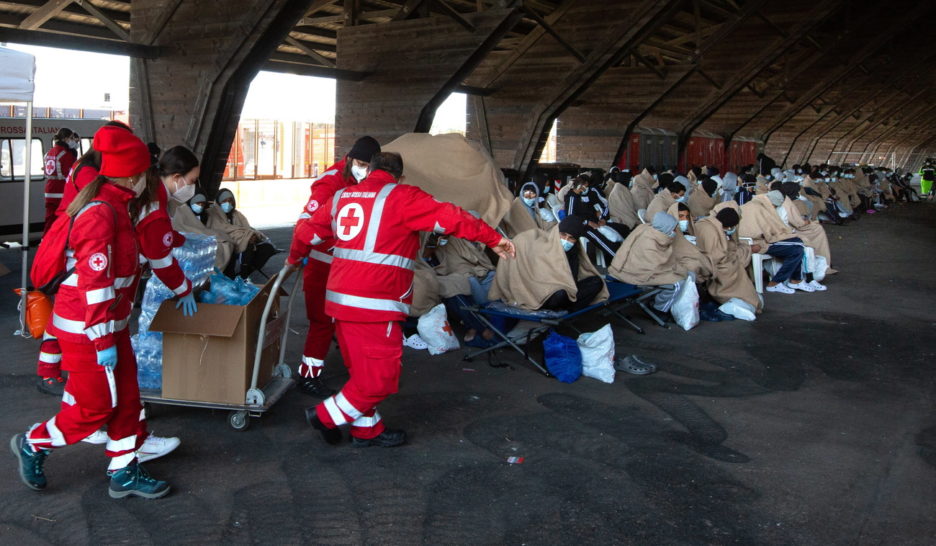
[93, 125, 150, 178]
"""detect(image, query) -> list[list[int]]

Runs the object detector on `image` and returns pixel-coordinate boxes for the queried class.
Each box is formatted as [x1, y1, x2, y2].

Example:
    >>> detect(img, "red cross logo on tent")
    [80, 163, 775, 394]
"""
[336, 203, 365, 241]
[89, 252, 108, 272]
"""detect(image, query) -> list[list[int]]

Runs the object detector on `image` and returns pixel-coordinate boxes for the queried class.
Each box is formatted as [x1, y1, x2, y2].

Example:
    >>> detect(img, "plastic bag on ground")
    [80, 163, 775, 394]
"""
[597, 225, 623, 243]
[671, 273, 700, 331]
[718, 297, 756, 321]
[813, 255, 828, 282]
[417, 303, 460, 356]
[577, 323, 615, 383]
[543, 330, 581, 383]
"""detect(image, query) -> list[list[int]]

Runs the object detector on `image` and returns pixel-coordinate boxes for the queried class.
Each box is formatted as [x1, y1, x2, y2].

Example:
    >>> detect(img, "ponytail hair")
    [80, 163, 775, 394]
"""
[66, 175, 107, 217]
[53, 128, 75, 147]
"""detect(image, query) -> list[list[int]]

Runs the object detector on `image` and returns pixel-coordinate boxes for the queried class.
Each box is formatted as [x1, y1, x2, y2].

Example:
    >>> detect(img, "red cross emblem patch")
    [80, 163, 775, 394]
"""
[89, 252, 108, 272]
[307, 199, 319, 213]
[336, 203, 365, 241]
[162, 232, 173, 247]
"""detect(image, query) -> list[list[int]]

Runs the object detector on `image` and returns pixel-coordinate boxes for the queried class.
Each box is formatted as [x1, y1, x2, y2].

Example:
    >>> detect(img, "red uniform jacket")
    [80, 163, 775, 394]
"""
[289, 169, 502, 323]
[47, 183, 140, 352]
[43, 144, 76, 201]
[136, 183, 190, 297]
[56, 162, 98, 216]
[296, 159, 354, 267]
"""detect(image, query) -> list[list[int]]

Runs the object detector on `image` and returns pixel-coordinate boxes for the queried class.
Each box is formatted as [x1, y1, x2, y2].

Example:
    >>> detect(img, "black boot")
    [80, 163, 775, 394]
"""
[305, 408, 342, 445]
[299, 376, 336, 398]
[351, 429, 406, 448]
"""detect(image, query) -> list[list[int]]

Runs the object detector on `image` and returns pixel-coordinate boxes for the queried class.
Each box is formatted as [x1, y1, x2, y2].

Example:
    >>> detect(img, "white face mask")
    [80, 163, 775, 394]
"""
[675, 195, 687, 203]
[522, 197, 536, 207]
[678, 219, 690, 233]
[67, 139, 79, 150]
[171, 178, 196, 203]
[351, 164, 368, 182]
[438, 238, 449, 247]
[131, 176, 146, 197]
[221, 202, 234, 214]
[561, 239, 575, 252]
[191, 203, 204, 215]
[726, 227, 737, 236]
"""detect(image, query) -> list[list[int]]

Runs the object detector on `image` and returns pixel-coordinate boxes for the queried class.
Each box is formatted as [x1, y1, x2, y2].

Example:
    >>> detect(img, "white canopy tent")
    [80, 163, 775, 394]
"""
[0, 46, 37, 337]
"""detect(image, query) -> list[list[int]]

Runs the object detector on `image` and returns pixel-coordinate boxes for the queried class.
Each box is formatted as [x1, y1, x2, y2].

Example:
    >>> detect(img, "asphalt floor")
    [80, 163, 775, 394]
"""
[0, 200, 933, 545]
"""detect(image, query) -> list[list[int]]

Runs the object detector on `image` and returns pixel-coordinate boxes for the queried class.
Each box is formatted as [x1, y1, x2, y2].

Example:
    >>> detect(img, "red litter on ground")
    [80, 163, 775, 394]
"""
[506, 457, 525, 464]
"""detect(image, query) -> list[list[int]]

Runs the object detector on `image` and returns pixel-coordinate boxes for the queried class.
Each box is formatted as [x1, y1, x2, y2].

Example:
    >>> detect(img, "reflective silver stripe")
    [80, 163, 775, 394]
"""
[75, 201, 106, 220]
[39, 351, 62, 364]
[106, 434, 137, 453]
[62, 391, 76, 406]
[114, 276, 135, 289]
[86, 320, 128, 340]
[298, 212, 311, 220]
[362, 184, 396, 253]
[308, 250, 333, 264]
[335, 392, 363, 420]
[301, 356, 325, 367]
[108, 453, 135, 471]
[61, 273, 78, 287]
[323, 397, 348, 426]
[352, 412, 381, 428]
[137, 202, 160, 222]
[170, 281, 189, 295]
[85, 286, 115, 305]
[52, 313, 129, 337]
[44, 193, 64, 198]
[47, 416, 66, 447]
[332, 247, 413, 270]
[309, 235, 323, 246]
[149, 255, 174, 269]
[330, 188, 346, 233]
[325, 290, 410, 314]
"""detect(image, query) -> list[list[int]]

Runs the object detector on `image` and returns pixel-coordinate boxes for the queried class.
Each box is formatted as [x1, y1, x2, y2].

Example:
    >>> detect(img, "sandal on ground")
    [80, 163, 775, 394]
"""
[614, 355, 657, 375]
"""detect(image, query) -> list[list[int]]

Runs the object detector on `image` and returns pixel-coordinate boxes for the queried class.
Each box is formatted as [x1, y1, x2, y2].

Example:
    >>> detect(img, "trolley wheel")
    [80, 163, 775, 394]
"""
[229, 410, 250, 431]
[274, 363, 293, 379]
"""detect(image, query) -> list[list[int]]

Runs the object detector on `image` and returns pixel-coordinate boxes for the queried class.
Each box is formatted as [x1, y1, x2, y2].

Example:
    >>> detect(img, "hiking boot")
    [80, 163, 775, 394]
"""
[299, 377, 336, 398]
[10, 433, 48, 491]
[136, 433, 181, 463]
[108, 461, 170, 499]
[305, 408, 342, 445]
[37, 376, 65, 396]
[351, 429, 406, 448]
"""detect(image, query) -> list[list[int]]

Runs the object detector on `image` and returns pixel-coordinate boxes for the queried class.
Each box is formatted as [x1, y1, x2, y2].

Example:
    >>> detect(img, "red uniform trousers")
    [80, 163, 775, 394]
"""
[315, 320, 403, 439]
[301, 260, 334, 377]
[27, 333, 146, 470]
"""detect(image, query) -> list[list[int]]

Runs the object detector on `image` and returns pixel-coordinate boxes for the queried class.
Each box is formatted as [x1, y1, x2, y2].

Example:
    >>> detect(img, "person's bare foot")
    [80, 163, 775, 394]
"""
[464, 329, 477, 342]
[481, 329, 495, 340]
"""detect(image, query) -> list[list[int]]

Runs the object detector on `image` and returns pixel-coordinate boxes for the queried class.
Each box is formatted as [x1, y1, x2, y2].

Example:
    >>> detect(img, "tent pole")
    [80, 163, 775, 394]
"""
[19, 100, 33, 338]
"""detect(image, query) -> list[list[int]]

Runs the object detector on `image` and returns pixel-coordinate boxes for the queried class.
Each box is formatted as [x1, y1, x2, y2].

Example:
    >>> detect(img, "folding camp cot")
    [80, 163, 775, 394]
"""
[460, 280, 664, 376]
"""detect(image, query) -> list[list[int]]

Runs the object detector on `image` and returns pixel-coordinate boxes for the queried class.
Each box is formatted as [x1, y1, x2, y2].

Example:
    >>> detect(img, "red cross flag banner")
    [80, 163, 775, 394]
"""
[382, 133, 514, 228]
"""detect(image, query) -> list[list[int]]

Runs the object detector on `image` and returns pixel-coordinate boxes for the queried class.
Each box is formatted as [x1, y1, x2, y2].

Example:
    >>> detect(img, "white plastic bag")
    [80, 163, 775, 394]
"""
[718, 297, 756, 321]
[813, 255, 828, 282]
[671, 274, 700, 331]
[538, 207, 557, 224]
[597, 225, 623, 243]
[576, 323, 615, 383]
[416, 303, 460, 356]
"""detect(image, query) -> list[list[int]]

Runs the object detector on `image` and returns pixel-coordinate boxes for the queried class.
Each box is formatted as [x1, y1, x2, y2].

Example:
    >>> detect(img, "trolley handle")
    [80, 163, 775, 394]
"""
[250, 264, 301, 392]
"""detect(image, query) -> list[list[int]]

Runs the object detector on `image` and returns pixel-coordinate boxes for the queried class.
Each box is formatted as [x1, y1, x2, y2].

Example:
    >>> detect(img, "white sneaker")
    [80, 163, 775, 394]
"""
[766, 283, 795, 294]
[81, 429, 108, 445]
[807, 280, 827, 291]
[403, 334, 428, 350]
[136, 433, 181, 463]
[787, 281, 815, 293]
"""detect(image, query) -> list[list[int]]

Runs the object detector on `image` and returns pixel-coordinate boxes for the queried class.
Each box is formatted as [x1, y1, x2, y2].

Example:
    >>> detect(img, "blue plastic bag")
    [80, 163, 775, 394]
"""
[543, 330, 582, 383]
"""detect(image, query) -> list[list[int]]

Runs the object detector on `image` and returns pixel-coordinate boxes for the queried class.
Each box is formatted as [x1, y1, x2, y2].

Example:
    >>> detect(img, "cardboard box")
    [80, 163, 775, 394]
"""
[150, 277, 285, 405]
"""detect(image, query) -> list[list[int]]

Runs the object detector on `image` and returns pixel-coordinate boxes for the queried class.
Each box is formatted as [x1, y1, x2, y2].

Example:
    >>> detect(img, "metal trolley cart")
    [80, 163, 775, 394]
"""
[141, 266, 301, 430]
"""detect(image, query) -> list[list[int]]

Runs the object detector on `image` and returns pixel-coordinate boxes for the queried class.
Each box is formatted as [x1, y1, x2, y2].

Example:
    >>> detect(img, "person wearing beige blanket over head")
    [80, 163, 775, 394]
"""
[488, 216, 607, 312]
[646, 180, 686, 221]
[688, 177, 718, 219]
[169, 192, 236, 270]
[739, 191, 820, 294]
[630, 169, 656, 212]
[779, 182, 837, 276]
[207, 188, 277, 278]
[693, 205, 761, 312]
[608, 212, 694, 315]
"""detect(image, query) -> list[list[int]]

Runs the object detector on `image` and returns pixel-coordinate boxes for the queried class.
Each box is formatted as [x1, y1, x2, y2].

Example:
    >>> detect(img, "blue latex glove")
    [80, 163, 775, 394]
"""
[96, 346, 118, 369]
[176, 292, 198, 317]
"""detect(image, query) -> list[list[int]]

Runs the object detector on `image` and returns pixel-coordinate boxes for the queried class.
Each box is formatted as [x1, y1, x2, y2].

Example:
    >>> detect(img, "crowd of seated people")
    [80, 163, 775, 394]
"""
[411, 158, 918, 335]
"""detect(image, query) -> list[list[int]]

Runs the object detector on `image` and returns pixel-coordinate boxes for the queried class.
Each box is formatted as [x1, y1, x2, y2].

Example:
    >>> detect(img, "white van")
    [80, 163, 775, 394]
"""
[0, 117, 108, 242]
